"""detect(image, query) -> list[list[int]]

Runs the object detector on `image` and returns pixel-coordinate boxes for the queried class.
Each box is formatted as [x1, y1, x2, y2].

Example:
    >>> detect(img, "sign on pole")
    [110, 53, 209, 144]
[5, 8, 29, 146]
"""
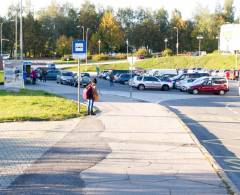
[4, 60, 24, 90]
[72, 40, 86, 59]
[72, 40, 86, 113]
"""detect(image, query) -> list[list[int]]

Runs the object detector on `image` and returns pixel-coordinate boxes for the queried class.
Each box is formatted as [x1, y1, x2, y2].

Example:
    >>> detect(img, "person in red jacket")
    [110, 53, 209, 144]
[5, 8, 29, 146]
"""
[225, 71, 230, 80]
[31, 69, 37, 84]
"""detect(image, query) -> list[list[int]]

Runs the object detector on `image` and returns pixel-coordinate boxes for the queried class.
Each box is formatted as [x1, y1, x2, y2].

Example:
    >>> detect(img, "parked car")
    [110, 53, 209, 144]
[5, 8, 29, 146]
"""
[179, 77, 210, 92]
[56, 71, 74, 85]
[46, 69, 60, 80]
[47, 63, 56, 69]
[187, 77, 229, 95]
[71, 73, 91, 87]
[115, 73, 136, 84]
[107, 70, 129, 80]
[130, 76, 173, 91]
[171, 72, 210, 88]
[99, 71, 110, 79]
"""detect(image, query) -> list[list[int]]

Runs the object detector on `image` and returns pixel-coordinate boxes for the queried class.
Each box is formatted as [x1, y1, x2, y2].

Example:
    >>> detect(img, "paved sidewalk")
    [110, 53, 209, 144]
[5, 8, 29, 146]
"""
[0, 119, 80, 190]
[81, 95, 229, 194]
[0, 93, 231, 194]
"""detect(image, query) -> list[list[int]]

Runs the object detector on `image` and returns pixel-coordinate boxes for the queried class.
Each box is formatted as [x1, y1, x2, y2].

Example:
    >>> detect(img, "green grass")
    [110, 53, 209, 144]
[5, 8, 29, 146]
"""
[64, 53, 239, 72]
[0, 89, 86, 122]
[0, 71, 3, 84]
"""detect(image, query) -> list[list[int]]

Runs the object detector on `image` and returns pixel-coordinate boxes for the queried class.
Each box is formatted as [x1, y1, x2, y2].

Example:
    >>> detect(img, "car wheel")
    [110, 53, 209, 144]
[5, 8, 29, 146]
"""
[162, 85, 170, 91]
[192, 89, 199, 95]
[138, 84, 145, 90]
[219, 90, 225, 95]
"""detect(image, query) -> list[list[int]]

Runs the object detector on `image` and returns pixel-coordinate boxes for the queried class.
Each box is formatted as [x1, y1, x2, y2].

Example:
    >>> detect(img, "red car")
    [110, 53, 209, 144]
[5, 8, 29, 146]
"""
[188, 77, 229, 95]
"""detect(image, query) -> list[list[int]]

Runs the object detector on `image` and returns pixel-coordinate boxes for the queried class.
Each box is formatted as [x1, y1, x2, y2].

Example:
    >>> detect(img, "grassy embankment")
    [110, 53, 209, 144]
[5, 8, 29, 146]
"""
[65, 53, 238, 72]
[0, 89, 86, 122]
[0, 71, 3, 84]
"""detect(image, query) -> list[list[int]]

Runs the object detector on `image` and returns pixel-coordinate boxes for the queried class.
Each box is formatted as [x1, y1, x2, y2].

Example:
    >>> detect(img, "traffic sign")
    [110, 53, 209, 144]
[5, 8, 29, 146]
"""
[72, 40, 86, 59]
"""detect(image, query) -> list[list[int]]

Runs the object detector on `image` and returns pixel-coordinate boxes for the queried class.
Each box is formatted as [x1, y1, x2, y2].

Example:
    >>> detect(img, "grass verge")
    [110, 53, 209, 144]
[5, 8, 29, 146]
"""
[0, 71, 3, 85]
[0, 89, 86, 122]
[65, 53, 239, 72]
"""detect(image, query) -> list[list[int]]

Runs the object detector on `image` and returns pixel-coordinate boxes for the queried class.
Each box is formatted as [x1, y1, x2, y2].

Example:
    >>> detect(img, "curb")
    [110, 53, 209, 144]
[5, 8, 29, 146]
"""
[162, 105, 240, 195]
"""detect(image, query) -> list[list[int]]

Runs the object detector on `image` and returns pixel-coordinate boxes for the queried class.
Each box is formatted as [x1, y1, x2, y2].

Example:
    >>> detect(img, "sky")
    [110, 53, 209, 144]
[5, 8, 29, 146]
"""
[1, 0, 240, 19]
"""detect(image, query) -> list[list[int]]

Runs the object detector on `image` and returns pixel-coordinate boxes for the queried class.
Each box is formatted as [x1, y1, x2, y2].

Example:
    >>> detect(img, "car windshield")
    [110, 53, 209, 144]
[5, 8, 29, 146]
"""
[192, 77, 208, 85]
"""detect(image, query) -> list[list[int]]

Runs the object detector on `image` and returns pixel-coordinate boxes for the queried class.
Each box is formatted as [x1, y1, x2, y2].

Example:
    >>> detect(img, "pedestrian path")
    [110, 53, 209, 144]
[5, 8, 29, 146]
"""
[0, 119, 79, 190]
[81, 95, 229, 195]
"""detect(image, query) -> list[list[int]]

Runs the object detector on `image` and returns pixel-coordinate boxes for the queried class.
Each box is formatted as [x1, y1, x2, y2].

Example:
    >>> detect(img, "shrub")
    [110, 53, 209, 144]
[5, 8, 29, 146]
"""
[162, 49, 173, 57]
[115, 53, 127, 60]
[92, 54, 110, 61]
[61, 55, 74, 61]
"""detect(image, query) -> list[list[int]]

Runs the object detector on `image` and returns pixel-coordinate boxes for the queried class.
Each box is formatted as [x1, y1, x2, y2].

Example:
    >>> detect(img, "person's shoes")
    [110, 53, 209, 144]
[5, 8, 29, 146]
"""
[91, 112, 96, 116]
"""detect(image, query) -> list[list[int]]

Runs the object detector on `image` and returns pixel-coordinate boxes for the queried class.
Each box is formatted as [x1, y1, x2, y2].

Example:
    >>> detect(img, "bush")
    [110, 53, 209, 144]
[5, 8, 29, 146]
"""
[115, 53, 127, 60]
[61, 55, 74, 61]
[92, 54, 110, 61]
[135, 48, 153, 59]
[162, 49, 173, 57]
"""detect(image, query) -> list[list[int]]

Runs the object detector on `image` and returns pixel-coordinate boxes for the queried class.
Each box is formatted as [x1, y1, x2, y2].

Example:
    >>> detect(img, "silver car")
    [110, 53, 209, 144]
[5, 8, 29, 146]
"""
[56, 71, 74, 85]
[130, 76, 173, 91]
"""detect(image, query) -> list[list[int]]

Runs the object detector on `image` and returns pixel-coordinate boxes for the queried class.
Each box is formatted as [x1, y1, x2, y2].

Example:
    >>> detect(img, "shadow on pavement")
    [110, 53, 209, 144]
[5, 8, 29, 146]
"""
[162, 102, 240, 191]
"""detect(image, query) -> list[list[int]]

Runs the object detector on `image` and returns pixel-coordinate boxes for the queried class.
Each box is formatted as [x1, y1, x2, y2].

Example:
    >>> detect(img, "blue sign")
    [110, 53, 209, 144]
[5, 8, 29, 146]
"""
[72, 40, 86, 59]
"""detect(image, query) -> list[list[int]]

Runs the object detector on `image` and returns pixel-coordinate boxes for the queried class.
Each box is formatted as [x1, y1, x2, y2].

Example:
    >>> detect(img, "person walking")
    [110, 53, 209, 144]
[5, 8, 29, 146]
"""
[42, 69, 47, 82]
[31, 69, 37, 84]
[109, 74, 114, 87]
[86, 78, 98, 115]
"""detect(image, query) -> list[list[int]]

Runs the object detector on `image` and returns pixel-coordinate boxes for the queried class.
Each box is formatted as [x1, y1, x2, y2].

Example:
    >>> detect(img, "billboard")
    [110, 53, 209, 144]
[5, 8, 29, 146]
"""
[4, 60, 24, 89]
[220, 24, 240, 53]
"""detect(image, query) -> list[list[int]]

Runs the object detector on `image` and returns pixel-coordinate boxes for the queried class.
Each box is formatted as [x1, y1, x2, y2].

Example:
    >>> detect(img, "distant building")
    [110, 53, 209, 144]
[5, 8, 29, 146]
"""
[220, 24, 240, 53]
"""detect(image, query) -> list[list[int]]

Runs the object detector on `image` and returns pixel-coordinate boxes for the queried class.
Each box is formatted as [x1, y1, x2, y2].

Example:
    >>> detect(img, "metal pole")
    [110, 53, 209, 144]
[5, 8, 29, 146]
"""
[199, 39, 201, 56]
[126, 39, 129, 57]
[130, 54, 133, 98]
[0, 23, 3, 57]
[15, 12, 18, 59]
[20, 0, 23, 60]
[176, 28, 179, 55]
[98, 40, 101, 55]
[82, 26, 85, 40]
[86, 28, 89, 65]
[78, 58, 81, 113]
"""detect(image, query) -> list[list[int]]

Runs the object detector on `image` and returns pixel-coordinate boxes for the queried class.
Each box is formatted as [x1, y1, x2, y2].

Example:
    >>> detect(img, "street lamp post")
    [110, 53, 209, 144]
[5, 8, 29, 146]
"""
[174, 27, 179, 55]
[86, 28, 90, 64]
[0, 22, 3, 57]
[197, 36, 204, 56]
[164, 38, 168, 50]
[98, 39, 101, 55]
[15, 13, 18, 59]
[126, 39, 129, 57]
[20, 0, 23, 60]
[216, 36, 220, 51]
[77, 25, 85, 40]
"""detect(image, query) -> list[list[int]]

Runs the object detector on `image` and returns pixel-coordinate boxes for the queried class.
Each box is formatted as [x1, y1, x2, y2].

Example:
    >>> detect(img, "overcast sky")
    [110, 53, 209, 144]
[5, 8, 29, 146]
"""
[1, 0, 240, 19]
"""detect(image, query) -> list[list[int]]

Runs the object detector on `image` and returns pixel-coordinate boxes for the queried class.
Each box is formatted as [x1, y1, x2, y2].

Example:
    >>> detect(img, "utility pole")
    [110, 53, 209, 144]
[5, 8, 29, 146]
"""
[0, 22, 3, 57]
[15, 12, 18, 59]
[98, 39, 101, 55]
[20, 0, 23, 60]
[197, 36, 204, 56]
[86, 28, 90, 64]
[174, 27, 179, 55]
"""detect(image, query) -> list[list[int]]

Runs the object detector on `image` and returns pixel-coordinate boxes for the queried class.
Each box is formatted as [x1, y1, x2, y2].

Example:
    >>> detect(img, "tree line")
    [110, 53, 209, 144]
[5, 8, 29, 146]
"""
[0, 0, 237, 58]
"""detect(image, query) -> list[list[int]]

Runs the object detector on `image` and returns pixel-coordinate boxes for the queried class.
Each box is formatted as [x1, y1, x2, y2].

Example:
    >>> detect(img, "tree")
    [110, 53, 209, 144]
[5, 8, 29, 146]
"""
[98, 11, 124, 52]
[56, 35, 73, 56]
[223, 0, 235, 23]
